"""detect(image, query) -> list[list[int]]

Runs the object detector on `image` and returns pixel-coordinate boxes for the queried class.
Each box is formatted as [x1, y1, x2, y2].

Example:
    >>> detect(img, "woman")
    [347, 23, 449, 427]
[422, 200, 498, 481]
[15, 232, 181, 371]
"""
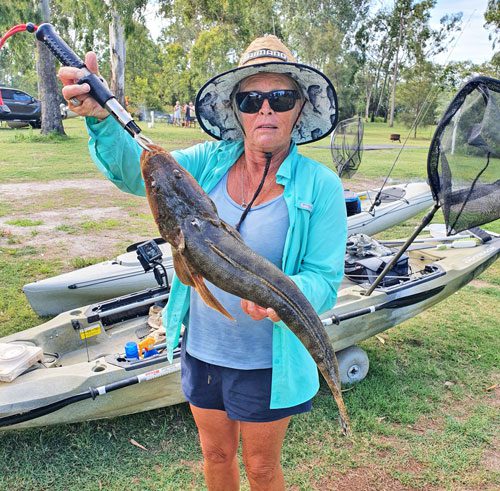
[59, 35, 347, 491]
[173, 100, 181, 126]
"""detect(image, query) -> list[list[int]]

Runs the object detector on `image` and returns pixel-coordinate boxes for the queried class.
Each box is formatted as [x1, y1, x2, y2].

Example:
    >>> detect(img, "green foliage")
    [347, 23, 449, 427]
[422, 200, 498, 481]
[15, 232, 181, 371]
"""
[396, 61, 439, 136]
[484, 0, 499, 48]
[11, 130, 69, 144]
[5, 218, 43, 226]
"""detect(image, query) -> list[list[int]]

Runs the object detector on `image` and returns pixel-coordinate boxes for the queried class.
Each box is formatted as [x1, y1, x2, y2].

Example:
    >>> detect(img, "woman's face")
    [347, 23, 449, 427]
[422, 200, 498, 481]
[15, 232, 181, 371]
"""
[237, 73, 302, 153]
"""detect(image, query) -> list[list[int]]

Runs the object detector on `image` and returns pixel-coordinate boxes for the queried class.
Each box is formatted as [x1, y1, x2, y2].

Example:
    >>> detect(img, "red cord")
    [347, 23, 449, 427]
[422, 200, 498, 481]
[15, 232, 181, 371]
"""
[0, 23, 38, 51]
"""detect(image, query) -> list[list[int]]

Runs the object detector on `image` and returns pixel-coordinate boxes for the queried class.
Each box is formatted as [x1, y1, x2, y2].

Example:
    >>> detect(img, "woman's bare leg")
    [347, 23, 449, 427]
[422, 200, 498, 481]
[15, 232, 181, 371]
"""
[240, 417, 291, 491]
[190, 404, 240, 491]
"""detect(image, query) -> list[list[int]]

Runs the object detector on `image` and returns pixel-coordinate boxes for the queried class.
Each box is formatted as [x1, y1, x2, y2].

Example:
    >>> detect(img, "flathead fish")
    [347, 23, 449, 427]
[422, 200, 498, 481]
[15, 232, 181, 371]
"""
[140, 145, 350, 434]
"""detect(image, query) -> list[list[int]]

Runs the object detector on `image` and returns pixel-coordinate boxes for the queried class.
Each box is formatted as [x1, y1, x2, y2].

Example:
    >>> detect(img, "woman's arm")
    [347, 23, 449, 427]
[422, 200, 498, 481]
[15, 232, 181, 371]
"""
[58, 52, 211, 196]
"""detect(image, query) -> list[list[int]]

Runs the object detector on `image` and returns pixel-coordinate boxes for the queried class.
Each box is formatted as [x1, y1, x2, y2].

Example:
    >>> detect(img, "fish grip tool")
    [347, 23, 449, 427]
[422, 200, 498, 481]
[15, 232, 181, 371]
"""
[34, 23, 153, 151]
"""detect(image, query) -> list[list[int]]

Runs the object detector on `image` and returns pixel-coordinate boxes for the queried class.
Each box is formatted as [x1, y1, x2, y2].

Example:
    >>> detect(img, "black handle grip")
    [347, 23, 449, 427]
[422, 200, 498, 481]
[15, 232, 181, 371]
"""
[79, 73, 114, 107]
[35, 23, 85, 68]
[35, 23, 115, 107]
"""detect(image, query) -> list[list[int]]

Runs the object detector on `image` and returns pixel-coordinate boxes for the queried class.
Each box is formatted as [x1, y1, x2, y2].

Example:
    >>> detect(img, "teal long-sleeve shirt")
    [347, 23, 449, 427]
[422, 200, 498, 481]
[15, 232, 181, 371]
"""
[86, 116, 347, 409]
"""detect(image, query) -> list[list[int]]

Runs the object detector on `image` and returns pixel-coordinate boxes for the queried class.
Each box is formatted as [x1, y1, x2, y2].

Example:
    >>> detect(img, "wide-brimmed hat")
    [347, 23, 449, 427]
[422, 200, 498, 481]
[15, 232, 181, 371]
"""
[195, 35, 338, 145]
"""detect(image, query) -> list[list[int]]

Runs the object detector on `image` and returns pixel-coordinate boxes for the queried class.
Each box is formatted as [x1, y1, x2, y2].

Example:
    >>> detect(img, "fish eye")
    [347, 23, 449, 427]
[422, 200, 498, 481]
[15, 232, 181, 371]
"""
[173, 169, 182, 179]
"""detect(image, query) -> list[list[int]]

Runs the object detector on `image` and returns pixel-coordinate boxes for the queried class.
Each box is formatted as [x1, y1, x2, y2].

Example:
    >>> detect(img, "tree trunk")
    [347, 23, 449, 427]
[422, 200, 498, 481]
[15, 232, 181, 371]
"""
[364, 74, 372, 121]
[375, 63, 390, 119]
[389, 12, 404, 128]
[109, 9, 126, 107]
[37, 0, 65, 135]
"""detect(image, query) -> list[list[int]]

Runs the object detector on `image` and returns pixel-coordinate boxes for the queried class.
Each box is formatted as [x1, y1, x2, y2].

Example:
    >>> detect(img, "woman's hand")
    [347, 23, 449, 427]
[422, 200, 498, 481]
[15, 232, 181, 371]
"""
[241, 300, 281, 322]
[58, 52, 109, 120]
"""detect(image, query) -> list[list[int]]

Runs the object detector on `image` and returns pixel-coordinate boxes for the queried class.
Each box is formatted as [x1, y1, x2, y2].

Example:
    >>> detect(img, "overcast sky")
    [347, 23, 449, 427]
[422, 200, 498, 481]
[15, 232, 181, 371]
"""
[429, 0, 494, 64]
[145, 0, 496, 64]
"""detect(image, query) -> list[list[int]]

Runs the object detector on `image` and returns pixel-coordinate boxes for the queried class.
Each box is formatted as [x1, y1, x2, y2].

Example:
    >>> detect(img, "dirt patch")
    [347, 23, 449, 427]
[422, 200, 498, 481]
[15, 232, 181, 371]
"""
[469, 279, 497, 289]
[0, 179, 113, 199]
[313, 466, 413, 491]
[0, 179, 155, 262]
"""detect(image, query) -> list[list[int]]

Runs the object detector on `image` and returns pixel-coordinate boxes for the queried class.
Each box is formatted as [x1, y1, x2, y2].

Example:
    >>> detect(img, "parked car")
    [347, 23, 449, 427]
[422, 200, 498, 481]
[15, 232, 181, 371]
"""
[0, 87, 41, 128]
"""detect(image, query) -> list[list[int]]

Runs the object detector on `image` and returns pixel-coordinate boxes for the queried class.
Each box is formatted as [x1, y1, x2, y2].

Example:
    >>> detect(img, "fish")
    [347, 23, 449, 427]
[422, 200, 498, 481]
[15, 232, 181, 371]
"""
[140, 145, 350, 435]
[197, 92, 236, 140]
[307, 85, 322, 115]
[326, 85, 336, 111]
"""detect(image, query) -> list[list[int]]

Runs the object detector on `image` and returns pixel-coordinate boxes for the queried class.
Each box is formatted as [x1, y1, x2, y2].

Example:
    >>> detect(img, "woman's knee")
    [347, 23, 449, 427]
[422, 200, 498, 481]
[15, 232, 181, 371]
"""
[202, 443, 237, 465]
[243, 455, 280, 483]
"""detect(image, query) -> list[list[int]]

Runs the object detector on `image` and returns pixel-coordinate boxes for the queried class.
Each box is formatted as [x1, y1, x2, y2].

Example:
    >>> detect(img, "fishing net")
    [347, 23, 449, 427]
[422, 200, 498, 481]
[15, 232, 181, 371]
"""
[427, 76, 500, 234]
[330, 116, 363, 178]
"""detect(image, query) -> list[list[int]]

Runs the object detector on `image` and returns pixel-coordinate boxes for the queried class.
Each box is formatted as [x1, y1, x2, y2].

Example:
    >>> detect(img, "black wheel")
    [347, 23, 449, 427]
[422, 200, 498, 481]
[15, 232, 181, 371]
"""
[336, 345, 369, 385]
[30, 120, 41, 129]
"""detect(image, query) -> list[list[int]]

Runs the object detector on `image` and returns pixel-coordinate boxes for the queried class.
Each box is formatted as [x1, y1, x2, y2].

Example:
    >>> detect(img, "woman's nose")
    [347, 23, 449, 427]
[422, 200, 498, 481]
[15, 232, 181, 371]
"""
[259, 98, 273, 114]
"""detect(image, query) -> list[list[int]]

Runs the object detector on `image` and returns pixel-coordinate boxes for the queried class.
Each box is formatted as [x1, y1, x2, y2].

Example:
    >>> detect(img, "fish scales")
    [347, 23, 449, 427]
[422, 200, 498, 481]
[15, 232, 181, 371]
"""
[141, 145, 350, 434]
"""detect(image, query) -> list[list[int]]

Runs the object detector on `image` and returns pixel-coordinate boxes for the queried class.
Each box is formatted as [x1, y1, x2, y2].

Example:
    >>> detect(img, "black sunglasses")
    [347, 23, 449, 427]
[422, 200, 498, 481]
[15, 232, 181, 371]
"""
[235, 90, 301, 113]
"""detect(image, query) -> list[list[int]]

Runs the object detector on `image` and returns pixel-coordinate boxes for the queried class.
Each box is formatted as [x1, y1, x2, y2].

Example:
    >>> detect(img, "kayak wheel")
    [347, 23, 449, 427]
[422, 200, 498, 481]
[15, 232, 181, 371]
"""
[336, 345, 369, 385]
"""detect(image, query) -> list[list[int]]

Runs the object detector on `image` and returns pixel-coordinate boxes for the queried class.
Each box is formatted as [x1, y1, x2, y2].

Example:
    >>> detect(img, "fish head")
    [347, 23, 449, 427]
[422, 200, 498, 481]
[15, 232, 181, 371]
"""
[140, 145, 182, 237]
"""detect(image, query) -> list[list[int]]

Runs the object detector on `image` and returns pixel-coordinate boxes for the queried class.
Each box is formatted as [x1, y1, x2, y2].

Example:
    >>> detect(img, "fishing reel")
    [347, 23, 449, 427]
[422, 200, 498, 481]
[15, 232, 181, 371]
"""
[136, 240, 169, 288]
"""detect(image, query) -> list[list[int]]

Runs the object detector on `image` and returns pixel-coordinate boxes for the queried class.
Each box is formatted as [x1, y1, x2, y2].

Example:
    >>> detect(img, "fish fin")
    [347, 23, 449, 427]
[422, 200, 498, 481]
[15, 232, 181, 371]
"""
[172, 249, 195, 287]
[191, 274, 235, 321]
[220, 220, 244, 242]
[172, 245, 235, 321]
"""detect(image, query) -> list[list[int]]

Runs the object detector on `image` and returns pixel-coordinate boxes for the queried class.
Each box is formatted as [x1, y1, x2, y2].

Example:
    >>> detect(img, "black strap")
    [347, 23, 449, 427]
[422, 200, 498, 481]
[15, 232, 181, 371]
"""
[235, 152, 272, 232]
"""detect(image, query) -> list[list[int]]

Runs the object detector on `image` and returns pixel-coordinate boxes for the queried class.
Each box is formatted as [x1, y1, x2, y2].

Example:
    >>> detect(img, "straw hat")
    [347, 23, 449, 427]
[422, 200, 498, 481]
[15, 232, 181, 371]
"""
[195, 35, 338, 145]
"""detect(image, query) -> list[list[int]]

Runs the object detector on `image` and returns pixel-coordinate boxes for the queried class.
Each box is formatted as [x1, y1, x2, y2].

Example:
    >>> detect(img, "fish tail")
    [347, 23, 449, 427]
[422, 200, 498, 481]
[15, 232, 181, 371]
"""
[318, 363, 351, 436]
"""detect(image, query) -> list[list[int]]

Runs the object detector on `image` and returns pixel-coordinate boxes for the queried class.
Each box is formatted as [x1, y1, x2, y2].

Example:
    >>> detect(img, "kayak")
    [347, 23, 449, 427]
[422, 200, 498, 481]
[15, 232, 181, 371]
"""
[2, 229, 497, 431]
[23, 182, 432, 316]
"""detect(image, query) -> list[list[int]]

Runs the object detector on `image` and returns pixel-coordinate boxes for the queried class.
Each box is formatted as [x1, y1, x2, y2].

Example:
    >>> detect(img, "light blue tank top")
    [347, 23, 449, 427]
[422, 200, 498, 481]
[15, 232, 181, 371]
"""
[186, 170, 289, 369]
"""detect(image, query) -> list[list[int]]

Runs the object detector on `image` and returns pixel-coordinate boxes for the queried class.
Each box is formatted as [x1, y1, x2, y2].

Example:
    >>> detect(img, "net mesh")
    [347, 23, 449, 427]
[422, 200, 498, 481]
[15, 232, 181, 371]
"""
[330, 116, 363, 178]
[427, 76, 500, 234]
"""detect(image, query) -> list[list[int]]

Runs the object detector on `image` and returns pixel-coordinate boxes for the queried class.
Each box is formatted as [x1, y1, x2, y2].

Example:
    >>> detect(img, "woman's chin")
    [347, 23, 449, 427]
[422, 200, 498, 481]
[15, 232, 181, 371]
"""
[250, 133, 289, 152]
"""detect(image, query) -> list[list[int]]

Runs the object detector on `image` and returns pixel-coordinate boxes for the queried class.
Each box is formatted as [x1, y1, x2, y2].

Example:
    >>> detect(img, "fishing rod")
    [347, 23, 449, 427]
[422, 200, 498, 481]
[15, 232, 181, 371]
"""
[0, 22, 152, 151]
[367, 10, 476, 214]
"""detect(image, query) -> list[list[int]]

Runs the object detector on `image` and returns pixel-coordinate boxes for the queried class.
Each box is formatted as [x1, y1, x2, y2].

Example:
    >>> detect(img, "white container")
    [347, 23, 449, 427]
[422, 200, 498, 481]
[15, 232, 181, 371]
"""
[0, 343, 43, 382]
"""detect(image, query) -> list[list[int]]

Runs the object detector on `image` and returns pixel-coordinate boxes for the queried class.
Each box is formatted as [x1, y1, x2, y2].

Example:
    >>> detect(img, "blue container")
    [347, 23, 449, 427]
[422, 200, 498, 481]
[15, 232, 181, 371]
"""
[344, 190, 361, 216]
[125, 341, 139, 360]
[143, 348, 159, 358]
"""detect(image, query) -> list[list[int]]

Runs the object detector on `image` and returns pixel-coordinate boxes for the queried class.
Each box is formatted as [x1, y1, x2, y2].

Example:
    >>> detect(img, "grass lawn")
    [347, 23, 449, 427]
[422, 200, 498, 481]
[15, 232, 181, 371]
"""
[0, 119, 498, 490]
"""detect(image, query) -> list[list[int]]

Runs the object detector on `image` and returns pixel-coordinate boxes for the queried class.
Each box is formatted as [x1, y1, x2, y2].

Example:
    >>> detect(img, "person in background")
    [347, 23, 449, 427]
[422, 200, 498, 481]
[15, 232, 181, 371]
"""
[185, 100, 196, 127]
[58, 34, 346, 491]
[173, 100, 181, 126]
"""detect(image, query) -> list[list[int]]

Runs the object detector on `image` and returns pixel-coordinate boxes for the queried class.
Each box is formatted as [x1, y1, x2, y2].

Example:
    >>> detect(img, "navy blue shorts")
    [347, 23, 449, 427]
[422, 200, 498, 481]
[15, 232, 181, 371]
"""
[181, 341, 312, 422]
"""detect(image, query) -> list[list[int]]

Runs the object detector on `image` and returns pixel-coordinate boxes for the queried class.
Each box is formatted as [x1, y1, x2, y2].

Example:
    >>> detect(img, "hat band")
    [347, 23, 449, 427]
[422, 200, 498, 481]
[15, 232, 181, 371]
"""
[241, 49, 288, 65]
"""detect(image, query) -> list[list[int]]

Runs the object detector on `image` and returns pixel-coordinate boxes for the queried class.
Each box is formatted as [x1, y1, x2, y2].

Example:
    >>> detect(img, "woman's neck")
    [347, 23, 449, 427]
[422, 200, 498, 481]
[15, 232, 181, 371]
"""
[242, 142, 290, 174]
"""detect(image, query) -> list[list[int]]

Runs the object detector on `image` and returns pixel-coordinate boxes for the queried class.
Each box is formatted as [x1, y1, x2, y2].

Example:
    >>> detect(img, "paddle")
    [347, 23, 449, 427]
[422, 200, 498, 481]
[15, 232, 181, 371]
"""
[322, 286, 445, 326]
[0, 359, 180, 428]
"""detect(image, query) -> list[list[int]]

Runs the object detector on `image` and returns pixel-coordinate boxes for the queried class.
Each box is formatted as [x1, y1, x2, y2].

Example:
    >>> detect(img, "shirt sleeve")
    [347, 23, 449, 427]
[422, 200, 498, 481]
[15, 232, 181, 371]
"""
[85, 116, 213, 195]
[86, 116, 145, 196]
[288, 171, 347, 315]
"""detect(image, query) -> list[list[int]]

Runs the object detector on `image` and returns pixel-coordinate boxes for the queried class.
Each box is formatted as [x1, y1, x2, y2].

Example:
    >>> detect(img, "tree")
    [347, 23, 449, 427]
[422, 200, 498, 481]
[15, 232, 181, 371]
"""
[37, 0, 65, 134]
[484, 0, 499, 49]
[396, 62, 439, 138]
[0, 1, 39, 95]
[384, 0, 461, 127]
